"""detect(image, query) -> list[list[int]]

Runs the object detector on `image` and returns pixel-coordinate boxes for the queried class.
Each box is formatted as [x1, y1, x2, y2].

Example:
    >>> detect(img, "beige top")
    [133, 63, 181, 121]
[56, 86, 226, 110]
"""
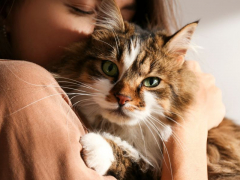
[0, 60, 114, 180]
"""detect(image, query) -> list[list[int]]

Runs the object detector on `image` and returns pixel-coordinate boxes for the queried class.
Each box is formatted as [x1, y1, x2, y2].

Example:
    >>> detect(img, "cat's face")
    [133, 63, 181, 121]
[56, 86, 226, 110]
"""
[58, 0, 197, 126]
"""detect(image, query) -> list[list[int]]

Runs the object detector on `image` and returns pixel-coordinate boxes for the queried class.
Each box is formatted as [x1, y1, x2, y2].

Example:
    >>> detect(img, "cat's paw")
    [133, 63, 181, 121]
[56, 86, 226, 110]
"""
[80, 133, 115, 175]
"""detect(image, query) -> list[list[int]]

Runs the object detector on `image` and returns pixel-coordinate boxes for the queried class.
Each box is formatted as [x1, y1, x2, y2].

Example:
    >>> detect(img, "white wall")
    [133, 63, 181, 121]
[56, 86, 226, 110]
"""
[178, 0, 240, 123]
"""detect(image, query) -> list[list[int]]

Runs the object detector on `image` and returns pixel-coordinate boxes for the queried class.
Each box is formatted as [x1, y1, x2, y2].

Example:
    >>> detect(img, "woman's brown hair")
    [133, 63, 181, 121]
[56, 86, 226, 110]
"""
[133, 0, 179, 34]
[0, 0, 23, 19]
[0, 0, 22, 58]
[0, 0, 179, 59]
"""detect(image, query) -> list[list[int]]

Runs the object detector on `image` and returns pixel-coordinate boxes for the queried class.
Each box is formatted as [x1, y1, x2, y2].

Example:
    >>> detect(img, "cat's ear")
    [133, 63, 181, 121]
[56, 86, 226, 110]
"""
[95, 0, 125, 32]
[164, 21, 198, 66]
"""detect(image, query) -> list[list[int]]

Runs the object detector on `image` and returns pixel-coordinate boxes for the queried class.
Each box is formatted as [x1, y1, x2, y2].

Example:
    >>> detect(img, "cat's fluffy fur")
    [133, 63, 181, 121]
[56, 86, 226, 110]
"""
[53, 0, 240, 179]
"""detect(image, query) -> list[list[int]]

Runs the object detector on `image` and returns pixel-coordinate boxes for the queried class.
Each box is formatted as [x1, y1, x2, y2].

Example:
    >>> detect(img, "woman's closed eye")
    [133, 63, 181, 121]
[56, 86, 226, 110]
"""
[66, 4, 95, 15]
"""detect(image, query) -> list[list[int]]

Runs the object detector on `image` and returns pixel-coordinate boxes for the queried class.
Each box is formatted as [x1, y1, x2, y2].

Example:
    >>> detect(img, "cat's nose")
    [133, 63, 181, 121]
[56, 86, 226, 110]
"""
[115, 94, 131, 106]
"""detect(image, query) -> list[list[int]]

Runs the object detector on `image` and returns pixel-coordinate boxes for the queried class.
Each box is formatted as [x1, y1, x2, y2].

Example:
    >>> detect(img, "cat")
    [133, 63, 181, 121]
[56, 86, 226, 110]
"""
[52, 0, 240, 179]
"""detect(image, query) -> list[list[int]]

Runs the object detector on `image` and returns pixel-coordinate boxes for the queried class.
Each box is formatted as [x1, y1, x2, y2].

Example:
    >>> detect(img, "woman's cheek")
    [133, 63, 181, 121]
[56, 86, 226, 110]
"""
[8, 0, 95, 67]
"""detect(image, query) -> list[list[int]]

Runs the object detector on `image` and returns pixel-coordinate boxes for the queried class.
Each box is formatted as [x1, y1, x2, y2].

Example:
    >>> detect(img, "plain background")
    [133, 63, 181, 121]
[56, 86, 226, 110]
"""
[179, 0, 240, 123]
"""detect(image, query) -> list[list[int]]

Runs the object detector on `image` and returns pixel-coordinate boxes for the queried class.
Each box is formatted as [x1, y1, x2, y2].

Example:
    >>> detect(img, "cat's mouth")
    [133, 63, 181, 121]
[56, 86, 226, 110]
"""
[109, 107, 129, 118]
[101, 105, 148, 126]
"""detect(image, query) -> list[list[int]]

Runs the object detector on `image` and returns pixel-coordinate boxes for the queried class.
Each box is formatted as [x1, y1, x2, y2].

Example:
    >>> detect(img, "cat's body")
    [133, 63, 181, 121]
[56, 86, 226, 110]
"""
[207, 119, 240, 179]
[53, 0, 240, 179]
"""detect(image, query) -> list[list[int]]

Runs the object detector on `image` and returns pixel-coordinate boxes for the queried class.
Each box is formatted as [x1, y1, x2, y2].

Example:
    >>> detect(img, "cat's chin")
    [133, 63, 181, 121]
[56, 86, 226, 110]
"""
[110, 108, 129, 118]
[101, 109, 140, 126]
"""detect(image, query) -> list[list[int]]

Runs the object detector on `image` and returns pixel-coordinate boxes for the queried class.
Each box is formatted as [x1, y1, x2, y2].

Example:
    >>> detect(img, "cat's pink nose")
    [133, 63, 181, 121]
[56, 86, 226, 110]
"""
[115, 94, 131, 106]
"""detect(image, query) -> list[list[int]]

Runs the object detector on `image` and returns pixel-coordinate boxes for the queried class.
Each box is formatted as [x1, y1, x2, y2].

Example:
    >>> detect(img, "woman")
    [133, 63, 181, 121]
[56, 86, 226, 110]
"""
[0, 0, 225, 179]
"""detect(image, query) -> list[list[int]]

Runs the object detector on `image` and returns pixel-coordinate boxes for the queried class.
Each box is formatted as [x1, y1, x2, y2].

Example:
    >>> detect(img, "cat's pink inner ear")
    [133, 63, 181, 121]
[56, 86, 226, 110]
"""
[176, 55, 185, 66]
[164, 22, 198, 60]
[95, 0, 125, 32]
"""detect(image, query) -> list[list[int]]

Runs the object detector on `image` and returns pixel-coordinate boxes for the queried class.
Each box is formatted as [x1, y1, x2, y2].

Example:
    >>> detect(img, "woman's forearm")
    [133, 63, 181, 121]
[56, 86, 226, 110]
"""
[161, 120, 208, 180]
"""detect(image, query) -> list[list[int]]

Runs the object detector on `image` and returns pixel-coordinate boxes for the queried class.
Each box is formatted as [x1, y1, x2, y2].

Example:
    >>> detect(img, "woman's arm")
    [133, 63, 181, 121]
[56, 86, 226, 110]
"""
[161, 61, 225, 180]
[0, 60, 115, 180]
[161, 119, 209, 180]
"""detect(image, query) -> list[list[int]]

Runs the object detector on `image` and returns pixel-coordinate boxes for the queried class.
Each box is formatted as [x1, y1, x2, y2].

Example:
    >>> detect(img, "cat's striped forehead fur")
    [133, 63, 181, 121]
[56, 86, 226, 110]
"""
[58, 0, 197, 127]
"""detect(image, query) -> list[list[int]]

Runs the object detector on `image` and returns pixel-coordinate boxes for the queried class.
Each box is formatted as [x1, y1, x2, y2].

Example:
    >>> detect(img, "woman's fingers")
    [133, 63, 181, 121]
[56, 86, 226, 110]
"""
[185, 60, 202, 72]
[185, 60, 225, 130]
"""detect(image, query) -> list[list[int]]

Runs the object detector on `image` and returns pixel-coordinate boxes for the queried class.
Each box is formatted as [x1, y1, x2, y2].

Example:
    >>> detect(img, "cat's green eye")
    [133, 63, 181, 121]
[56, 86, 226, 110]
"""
[102, 61, 119, 77]
[142, 77, 160, 87]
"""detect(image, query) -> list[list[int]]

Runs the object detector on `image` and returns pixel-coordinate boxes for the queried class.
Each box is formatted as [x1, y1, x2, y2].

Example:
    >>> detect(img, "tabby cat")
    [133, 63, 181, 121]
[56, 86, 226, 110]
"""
[53, 0, 240, 179]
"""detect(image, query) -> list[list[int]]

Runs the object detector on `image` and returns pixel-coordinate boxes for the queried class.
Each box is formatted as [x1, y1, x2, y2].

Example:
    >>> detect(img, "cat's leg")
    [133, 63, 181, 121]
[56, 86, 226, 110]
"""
[80, 133, 115, 176]
[80, 132, 155, 180]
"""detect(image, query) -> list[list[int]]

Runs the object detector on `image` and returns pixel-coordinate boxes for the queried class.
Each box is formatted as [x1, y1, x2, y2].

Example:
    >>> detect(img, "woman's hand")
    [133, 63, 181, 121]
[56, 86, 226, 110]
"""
[185, 60, 225, 131]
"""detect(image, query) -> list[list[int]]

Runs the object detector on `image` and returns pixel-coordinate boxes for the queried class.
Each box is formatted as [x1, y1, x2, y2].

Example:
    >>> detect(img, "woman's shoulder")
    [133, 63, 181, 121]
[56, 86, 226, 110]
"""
[0, 59, 46, 71]
[0, 60, 55, 88]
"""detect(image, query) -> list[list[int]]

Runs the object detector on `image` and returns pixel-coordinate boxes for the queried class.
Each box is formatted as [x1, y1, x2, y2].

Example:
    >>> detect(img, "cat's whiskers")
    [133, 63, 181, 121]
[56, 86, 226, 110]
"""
[162, 109, 186, 123]
[147, 116, 166, 145]
[69, 94, 85, 105]
[53, 79, 83, 87]
[151, 109, 185, 128]
[58, 85, 96, 94]
[5, 65, 61, 88]
[143, 119, 168, 175]
[76, 83, 100, 93]
[65, 93, 101, 110]
[57, 82, 104, 97]
[72, 91, 103, 97]
[164, 115, 186, 130]
[75, 102, 99, 115]
[151, 109, 188, 148]
[151, 110, 181, 127]
[149, 115, 185, 151]
[142, 119, 163, 160]
[149, 115, 167, 128]
[7, 89, 96, 117]
[55, 77, 100, 92]
[41, 84, 102, 100]
[137, 121, 147, 158]
[164, 115, 184, 129]
[54, 76, 89, 87]
[171, 132, 186, 151]
[163, 115, 190, 148]
[68, 92, 96, 97]
[71, 93, 103, 108]
[40, 82, 102, 101]
[74, 97, 96, 103]
[7, 92, 69, 117]
[65, 93, 91, 105]
[30, 80, 85, 93]
[16, 78, 92, 95]
[97, 119, 105, 133]
[75, 100, 97, 108]
[147, 118, 174, 180]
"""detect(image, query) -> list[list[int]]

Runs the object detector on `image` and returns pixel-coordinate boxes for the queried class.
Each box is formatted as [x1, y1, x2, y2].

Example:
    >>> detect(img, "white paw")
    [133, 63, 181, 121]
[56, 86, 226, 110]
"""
[80, 133, 115, 175]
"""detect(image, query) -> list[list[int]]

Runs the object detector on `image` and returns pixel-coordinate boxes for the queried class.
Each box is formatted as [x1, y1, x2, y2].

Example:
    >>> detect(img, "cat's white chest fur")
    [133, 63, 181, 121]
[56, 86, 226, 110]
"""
[90, 117, 172, 171]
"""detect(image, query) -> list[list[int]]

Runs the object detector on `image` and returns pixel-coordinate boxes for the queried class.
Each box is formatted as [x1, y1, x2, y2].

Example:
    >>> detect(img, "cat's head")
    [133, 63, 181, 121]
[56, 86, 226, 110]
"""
[59, 0, 198, 127]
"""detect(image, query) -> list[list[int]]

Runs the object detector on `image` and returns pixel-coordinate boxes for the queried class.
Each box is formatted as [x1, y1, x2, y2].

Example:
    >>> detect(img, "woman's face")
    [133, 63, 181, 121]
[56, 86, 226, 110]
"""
[7, 0, 136, 67]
